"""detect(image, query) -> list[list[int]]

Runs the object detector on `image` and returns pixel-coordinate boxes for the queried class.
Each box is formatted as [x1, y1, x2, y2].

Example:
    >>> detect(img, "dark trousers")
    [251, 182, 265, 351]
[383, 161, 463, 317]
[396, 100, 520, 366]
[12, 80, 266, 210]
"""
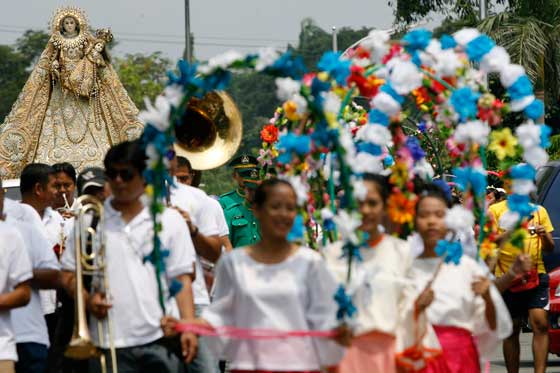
[90, 340, 184, 373]
[16, 342, 48, 373]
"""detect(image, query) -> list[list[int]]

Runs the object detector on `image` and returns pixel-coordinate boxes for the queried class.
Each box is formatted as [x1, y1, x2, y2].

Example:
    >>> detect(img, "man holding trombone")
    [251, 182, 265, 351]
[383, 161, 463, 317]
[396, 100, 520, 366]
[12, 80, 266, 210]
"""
[60, 140, 198, 372]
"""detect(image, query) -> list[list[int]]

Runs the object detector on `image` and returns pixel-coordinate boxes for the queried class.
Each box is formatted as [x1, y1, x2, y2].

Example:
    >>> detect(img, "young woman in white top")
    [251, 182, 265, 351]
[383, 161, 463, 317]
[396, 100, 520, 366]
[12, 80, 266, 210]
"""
[198, 178, 345, 373]
[324, 174, 441, 373]
[409, 183, 511, 373]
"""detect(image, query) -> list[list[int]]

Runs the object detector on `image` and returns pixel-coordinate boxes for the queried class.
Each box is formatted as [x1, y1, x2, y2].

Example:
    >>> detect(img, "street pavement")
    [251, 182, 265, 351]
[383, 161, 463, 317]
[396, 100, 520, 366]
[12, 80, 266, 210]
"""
[490, 333, 560, 372]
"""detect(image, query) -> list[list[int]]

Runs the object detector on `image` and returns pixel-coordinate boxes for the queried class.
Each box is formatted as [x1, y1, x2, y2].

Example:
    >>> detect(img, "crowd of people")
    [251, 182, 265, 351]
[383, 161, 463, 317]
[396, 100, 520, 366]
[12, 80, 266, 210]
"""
[0, 139, 555, 373]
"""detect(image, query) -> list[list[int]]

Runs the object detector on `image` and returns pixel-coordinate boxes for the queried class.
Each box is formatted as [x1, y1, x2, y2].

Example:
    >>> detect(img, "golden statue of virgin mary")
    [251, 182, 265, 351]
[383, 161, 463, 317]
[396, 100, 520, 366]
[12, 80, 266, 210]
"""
[0, 7, 143, 178]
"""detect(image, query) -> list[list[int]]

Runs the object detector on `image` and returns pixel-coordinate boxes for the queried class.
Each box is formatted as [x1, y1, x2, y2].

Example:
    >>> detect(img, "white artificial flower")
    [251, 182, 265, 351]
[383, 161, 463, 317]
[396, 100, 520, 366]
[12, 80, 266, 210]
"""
[339, 127, 357, 163]
[321, 91, 342, 115]
[499, 64, 525, 88]
[352, 57, 371, 68]
[512, 179, 536, 195]
[413, 158, 435, 180]
[255, 47, 280, 71]
[351, 152, 384, 174]
[283, 175, 309, 206]
[510, 95, 535, 112]
[371, 92, 401, 116]
[208, 50, 243, 70]
[453, 28, 480, 46]
[375, 66, 390, 79]
[292, 93, 308, 115]
[433, 49, 463, 77]
[419, 39, 442, 67]
[321, 208, 334, 221]
[361, 29, 390, 63]
[445, 205, 475, 233]
[515, 121, 541, 150]
[355, 123, 392, 146]
[145, 143, 159, 168]
[275, 77, 301, 101]
[480, 46, 510, 74]
[163, 84, 183, 107]
[524, 146, 549, 169]
[453, 121, 490, 146]
[196, 64, 212, 75]
[332, 210, 362, 246]
[499, 210, 521, 231]
[390, 60, 423, 95]
[351, 177, 368, 201]
[139, 95, 171, 131]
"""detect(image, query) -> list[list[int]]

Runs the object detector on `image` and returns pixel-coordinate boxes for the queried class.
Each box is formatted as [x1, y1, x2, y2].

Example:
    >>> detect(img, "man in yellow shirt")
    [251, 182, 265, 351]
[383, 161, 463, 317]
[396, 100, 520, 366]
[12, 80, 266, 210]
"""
[490, 199, 555, 373]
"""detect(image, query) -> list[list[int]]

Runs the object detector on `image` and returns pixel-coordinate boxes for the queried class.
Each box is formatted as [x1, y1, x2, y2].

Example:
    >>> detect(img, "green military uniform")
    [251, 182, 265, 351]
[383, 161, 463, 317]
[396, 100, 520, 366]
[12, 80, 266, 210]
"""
[222, 166, 261, 248]
[218, 153, 257, 215]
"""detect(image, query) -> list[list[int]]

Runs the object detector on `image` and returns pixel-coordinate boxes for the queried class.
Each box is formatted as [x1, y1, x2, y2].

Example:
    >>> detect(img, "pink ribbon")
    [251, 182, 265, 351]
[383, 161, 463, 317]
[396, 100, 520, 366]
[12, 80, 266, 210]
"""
[175, 323, 337, 340]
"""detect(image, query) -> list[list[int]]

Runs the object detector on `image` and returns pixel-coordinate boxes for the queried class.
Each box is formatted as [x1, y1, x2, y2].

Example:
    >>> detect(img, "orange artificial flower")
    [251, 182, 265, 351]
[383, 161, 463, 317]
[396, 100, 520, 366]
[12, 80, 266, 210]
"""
[260, 124, 279, 144]
[387, 192, 416, 225]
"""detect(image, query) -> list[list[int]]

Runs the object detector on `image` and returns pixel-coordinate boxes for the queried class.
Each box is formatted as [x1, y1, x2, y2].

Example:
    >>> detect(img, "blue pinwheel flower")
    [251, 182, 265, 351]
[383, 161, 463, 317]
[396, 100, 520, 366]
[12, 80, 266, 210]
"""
[524, 99, 545, 120]
[510, 164, 536, 180]
[406, 137, 425, 161]
[465, 35, 495, 62]
[383, 154, 395, 167]
[334, 285, 357, 320]
[357, 142, 382, 156]
[277, 133, 311, 164]
[440, 34, 457, 50]
[507, 194, 537, 219]
[368, 109, 390, 127]
[143, 246, 171, 268]
[380, 84, 405, 105]
[508, 75, 533, 101]
[540, 124, 552, 148]
[168, 279, 183, 298]
[167, 59, 201, 89]
[266, 51, 306, 79]
[435, 240, 463, 265]
[287, 214, 305, 242]
[317, 51, 351, 86]
[402, 29, 432, 53]
[433, 179, 452, 202]
[200, 70, 231, 92]
[450, 87, 480, 122]
[340, 242, 363, 263]
[453, 167, 487, 197]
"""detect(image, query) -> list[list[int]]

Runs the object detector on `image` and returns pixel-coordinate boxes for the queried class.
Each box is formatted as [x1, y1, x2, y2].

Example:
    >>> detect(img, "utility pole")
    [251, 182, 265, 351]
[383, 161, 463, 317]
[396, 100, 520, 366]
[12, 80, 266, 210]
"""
[480, 0, 488, 20]
[332, 26, 338, 52]
[184, 0, 192, 63]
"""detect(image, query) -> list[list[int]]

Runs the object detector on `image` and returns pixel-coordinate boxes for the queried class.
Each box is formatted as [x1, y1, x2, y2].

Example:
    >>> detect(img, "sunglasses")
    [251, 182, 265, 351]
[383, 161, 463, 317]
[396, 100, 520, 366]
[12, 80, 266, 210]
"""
[105, 167, 137, 182]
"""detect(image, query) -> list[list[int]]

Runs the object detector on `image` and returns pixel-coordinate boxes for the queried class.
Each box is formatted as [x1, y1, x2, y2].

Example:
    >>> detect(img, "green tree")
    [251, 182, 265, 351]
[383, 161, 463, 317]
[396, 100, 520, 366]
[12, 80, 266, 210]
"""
[0, 46, 28, 121]
[15, 30, 49, 64]
[113, 52, 172, 110]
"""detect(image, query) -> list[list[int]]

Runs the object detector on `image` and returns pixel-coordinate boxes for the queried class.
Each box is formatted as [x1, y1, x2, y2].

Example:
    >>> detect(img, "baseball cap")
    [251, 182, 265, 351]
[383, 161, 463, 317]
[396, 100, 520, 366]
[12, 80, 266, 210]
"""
[77, 167, 107, 195]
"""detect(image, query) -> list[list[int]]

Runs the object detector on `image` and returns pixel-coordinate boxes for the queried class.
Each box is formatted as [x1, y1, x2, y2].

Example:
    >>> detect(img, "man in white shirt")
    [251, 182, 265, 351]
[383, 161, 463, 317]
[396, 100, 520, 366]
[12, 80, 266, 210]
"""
[4, 198, 60, 373]
[60, 140, 198, 372]
[19, 164, 66, 348]
[0, 181, 33, 373]
[52, 162, 78, 218]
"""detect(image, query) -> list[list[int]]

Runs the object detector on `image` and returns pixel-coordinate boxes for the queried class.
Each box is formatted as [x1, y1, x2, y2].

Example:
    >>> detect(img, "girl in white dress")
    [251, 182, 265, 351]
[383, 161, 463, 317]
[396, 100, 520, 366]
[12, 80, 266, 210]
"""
[198, 179, 345, 373]
[409, 183, 512, 373]
[323, 174, 442, 373]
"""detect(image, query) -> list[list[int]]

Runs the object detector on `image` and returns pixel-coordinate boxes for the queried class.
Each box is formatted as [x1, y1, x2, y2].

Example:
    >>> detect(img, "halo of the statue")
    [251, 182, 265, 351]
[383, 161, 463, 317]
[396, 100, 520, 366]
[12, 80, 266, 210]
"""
[49, 6, 89, 50]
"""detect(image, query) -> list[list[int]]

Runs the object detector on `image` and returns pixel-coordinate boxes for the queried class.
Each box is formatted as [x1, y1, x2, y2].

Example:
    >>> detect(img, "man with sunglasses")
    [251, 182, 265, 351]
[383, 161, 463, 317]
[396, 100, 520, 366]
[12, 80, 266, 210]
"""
[60, 140, 198, 372]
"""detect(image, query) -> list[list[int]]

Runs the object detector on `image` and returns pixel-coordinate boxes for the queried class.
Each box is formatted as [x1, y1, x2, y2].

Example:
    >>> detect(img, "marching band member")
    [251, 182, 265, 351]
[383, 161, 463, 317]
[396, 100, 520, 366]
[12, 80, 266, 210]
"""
[52, 162, 79, 217]
[19, 164, 68, 345]
[60, 141, 198, 372]
[4, 197, 60, 373]
[324, 174, 440, 373]
[408, 184, 511, 372]
[196, 178, 345, 372]
[0, 181, 33, 373]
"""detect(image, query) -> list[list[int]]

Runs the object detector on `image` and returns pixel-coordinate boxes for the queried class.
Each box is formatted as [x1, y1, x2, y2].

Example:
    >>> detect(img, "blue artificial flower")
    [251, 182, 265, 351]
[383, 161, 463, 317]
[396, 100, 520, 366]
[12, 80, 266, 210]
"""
[323, 217, 336, 232]
[287, 214, 305, 242]
[405, 137, 425, 161]
[411, 51, 422, 67]
[435, 240, 463, 265]
[453, 167, 487, 197]
[311, 122, 334, 147]
[200, 70, 232, 92]
[450, 87, 480, 122]
[465, 35, 495, 62]
[508, 75, 533, 101]
[507, 194, 537, 218]
[417, 121, 427, 133]
[510, 163, 536, 180]
[266, 51, 306, 79]
[334, 285, 357, 320]
[368, 109, 390, 126]
[317, 51, 352, 86]
[440, 34, 457, 50]
[143, 246, 171, 267]
[380, 84, 405, 105]
[524, 99, 545, 120]
[539, 124, 552, 148]
[383, 154, 394, 167]
[167, 59, 201, 89]
[433, 179, 452, 202]
[340, 242, 363, 262]
[357, 142, 382, 156]
[277, 133, 311, 164]
[168, 278, 183, 298]
[402, 29, 433, 53]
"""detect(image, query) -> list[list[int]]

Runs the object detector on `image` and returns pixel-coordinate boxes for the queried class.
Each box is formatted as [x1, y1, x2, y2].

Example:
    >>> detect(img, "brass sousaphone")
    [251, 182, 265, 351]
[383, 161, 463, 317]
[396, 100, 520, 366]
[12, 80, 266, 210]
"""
[174, 91, 243, 170]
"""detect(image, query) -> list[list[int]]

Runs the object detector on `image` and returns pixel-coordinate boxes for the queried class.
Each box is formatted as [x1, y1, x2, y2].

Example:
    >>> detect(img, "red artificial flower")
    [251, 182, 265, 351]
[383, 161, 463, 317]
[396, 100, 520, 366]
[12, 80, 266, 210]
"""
[382, 44, 402, 64]
[431, 79, 446, 94]
[353, 46, 371, 59]
[347, 66, 382, 98]
[260, 124, 279, 144]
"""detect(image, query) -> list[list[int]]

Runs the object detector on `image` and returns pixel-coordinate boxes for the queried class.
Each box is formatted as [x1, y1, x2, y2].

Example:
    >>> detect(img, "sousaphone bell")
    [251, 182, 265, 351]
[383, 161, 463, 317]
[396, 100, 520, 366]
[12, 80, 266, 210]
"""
[174, 91, 243, 170]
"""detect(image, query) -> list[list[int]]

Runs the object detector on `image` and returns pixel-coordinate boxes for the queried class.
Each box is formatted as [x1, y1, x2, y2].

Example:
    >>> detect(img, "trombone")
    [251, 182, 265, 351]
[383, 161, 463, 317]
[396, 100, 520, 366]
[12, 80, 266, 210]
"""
[65, 195, 118, 373]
